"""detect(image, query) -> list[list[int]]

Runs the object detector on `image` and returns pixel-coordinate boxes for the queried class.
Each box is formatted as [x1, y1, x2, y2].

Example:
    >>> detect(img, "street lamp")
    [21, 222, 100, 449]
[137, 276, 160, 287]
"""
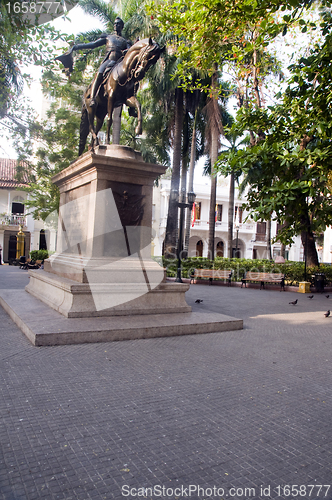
[171, 188, 196, 283]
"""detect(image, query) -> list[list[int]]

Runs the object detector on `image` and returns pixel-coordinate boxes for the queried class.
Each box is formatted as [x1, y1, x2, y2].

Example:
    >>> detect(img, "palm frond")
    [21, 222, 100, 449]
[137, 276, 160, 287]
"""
[78, 0, 116, 28]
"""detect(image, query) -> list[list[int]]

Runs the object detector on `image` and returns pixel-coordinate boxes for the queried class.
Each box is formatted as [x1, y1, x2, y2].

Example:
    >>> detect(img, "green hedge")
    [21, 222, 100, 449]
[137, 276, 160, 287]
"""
[159, 256, 332, 286]
[30, 249, 49, 261]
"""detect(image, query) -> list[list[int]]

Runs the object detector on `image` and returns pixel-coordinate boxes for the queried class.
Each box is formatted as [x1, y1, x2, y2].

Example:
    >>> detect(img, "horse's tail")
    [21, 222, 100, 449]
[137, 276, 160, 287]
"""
[79, 103, 89, 156]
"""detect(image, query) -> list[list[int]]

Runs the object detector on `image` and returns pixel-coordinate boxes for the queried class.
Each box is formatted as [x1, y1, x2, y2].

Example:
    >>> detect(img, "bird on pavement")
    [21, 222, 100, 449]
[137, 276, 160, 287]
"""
[324, 310, 330, 317]
[289, 299, 298, 305]
[326, 295, 330, 299]
[308, 295, 314, 299]
[195, 299, 203, 304]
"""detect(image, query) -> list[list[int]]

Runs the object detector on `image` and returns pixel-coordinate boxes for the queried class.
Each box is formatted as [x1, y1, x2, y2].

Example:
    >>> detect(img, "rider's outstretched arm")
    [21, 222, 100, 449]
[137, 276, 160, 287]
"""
[72, 37, 107, 52]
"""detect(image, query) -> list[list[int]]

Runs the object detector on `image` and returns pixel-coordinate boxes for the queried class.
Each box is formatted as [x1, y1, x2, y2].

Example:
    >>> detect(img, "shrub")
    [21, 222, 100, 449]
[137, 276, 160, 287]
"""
[30, 249, 49, 261]
[160, 256, 332, 286]
[30, 250, 39, 262]
[37, 249, 49, 261]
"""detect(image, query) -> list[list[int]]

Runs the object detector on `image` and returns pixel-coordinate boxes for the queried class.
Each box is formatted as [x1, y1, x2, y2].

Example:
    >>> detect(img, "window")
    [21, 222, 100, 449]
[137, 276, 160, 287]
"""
[256, 222, 266, 234]
[196, 240, 203, 257]
[234, 206, 243, 223]
[216, 204, 223, 222]
[216, 241, 224, 257]
[273, 248, 280, 258]
[256, 222, 266, 242]
[194, 202, 201, 220]
[12, 200, 24, 214]
[39, 230, 47, 250]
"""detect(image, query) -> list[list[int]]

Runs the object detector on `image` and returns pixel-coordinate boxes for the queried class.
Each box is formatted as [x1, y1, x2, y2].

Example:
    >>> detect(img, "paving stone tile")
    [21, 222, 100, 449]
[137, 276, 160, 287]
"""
[2, 267, 332, 499]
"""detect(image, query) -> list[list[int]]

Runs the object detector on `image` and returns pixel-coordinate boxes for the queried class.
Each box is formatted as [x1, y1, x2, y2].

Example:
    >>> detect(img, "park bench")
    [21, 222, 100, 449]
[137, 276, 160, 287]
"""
[241, 271, 285, 291]
[190, 269, 233, 286]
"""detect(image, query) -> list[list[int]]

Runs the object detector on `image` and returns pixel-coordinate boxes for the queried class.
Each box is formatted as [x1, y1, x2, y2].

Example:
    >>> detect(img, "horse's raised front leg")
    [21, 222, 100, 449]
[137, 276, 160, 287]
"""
[126, 95, 142, 135]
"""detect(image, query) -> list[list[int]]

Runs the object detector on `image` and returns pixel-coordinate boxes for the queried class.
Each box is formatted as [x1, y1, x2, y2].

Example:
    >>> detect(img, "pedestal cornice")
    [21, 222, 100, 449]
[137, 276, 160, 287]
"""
[52, 145, 166, 192]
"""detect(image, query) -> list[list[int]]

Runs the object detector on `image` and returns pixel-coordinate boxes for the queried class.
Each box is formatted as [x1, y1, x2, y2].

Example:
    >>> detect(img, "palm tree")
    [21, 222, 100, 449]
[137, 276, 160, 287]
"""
[183, 104, 206, 256]
[204, 69, 233, 260]
[217, 127, 250, 258]
[164, 86, 184, 258]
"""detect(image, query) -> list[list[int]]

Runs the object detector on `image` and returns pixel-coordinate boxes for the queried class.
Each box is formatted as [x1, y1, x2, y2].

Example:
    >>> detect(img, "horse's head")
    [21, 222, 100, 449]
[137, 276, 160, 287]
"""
[132, 38, 162, 81]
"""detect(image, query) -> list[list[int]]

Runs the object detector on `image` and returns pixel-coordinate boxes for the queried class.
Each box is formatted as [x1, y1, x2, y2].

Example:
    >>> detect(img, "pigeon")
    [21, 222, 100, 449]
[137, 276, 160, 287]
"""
[195, 299, 203, 304]
[326, 295, 330, 299]
[324, 310, 330, 318]
[308, 295, 314, 299]
[289, 299, 298, 305]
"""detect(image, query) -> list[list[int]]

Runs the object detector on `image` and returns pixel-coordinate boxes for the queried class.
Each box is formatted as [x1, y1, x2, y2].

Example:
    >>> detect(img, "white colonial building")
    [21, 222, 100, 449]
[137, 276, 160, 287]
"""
[152, 175, 324, 262]
[0, 159, 56, 263]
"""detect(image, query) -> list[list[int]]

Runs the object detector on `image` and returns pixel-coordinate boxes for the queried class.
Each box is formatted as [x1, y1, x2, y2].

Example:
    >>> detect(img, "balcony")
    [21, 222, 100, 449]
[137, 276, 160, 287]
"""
[0, 213, 27, 227]
[254, 233, 266, 242]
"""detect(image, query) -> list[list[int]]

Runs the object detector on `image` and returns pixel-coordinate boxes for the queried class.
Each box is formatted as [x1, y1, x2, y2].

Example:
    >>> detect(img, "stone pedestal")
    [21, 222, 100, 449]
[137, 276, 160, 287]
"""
[26, 145, 191, 317]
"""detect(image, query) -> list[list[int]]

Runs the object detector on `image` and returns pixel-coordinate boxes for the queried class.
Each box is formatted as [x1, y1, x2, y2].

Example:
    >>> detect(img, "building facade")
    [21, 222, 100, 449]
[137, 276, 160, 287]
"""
[152, 176, 317, 262]
[0, 159, 56, 263]
[1, 160, 326, 265]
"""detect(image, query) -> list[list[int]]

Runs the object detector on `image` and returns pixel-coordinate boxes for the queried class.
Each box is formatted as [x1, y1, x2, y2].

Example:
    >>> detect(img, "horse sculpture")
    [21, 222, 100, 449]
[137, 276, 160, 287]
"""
[79, 38, 162, 156]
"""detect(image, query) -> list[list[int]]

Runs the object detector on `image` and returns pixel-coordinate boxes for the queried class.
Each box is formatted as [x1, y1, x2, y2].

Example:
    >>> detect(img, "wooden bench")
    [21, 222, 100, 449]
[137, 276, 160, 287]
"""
[190, 269, 233, 286]
[241, 271, 285, 291]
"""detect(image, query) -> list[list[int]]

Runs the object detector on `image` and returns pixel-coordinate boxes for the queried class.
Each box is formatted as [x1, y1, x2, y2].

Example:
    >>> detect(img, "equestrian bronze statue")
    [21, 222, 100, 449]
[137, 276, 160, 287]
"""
[55, 18, 163, 156]
[79, 37, 162, 155]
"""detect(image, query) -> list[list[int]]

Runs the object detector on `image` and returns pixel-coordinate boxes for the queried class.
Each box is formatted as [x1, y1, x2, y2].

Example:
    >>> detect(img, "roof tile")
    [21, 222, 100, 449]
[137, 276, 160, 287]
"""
[0, 159, 30, 189]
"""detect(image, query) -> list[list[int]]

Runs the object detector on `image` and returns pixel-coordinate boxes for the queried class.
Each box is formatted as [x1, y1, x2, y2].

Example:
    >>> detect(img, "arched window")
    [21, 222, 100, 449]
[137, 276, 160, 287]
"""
[12, 196, 25, 215]
[216, 241, 224, 257]
[196, 240, 203, 257]
[39, 229, 47, 250]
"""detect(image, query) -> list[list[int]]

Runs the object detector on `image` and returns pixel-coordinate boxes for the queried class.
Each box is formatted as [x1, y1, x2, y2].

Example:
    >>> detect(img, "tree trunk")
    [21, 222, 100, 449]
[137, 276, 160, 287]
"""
[164, 88, 183, 258]
[207, 66, 221, 261]
[208, 168, 217, 260]
[178, 162, 187, 259]
[267, 219, 272, 260]
[227, 172, 235, 258]
[301, 229, 319, 267]
[300, 199, 319, 267]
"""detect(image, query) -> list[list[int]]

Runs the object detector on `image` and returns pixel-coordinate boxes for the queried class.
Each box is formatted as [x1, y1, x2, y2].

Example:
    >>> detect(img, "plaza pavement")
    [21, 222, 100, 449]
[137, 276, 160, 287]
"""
[1, 265, 332, 500]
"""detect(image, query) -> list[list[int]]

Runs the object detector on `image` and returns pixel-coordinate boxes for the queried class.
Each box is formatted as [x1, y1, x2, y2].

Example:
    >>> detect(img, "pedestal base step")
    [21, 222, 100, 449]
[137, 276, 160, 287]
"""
[0, 289, 243, 346]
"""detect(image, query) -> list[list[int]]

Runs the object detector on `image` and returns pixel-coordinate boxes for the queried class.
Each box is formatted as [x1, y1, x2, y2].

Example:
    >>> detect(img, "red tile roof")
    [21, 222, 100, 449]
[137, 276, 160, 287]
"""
[0, 159, 30, 189]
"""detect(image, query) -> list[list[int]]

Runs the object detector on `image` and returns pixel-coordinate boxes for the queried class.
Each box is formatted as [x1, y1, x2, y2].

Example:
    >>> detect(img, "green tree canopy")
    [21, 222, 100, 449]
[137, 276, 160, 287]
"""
[0, 0, 73, 157]
[217, 8, 332, 266]
[150, 0, 319, 90]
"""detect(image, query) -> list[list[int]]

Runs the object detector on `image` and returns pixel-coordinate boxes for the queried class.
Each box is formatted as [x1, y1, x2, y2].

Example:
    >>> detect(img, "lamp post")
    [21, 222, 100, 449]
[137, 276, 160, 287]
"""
[235, 223, 240, 258]
[171, 188, 196, 283]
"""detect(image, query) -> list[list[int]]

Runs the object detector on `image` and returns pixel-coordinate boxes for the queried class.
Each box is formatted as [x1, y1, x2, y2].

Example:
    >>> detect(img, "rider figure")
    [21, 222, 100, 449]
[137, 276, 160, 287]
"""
[71, 17, 131, 108]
